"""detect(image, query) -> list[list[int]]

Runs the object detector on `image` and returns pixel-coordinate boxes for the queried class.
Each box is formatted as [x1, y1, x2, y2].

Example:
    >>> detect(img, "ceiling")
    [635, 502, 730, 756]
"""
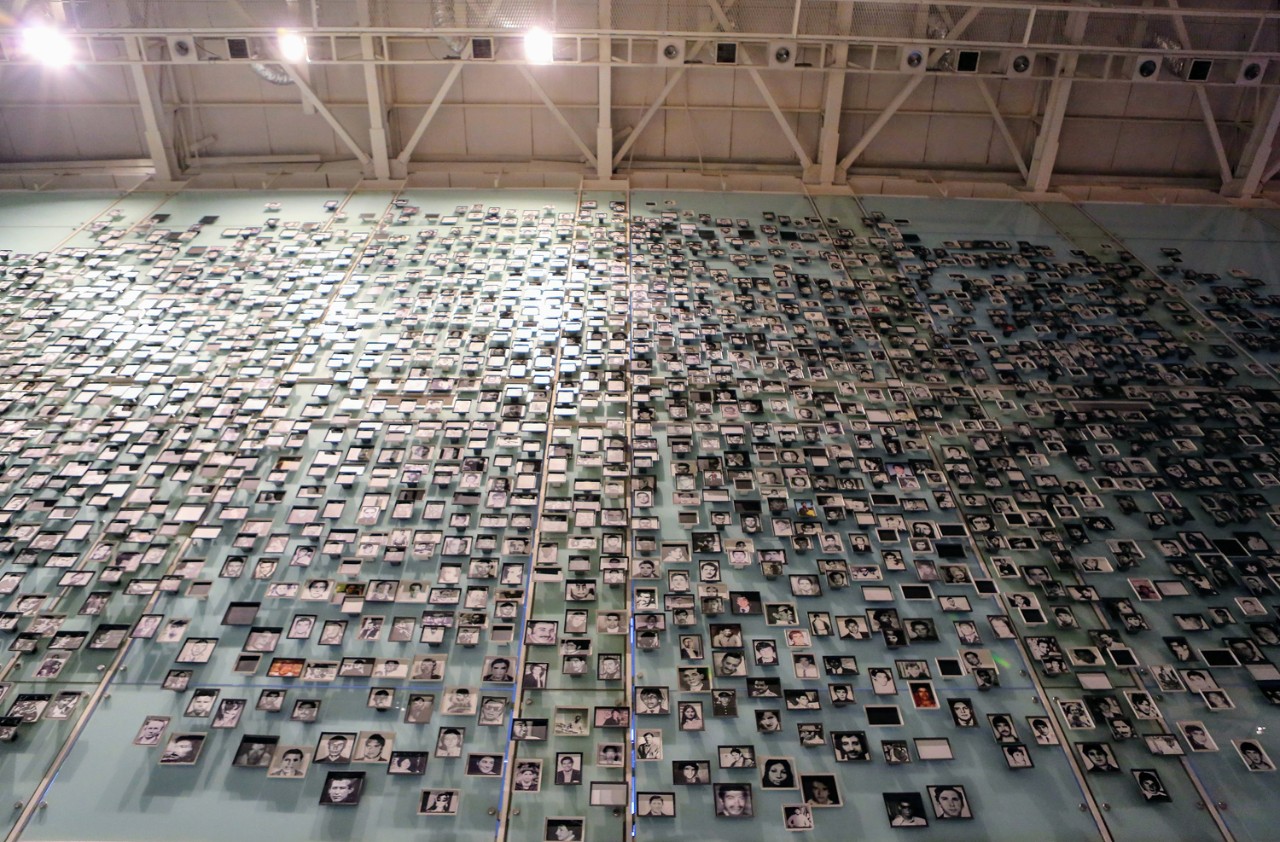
[1, 0, 1279, 200]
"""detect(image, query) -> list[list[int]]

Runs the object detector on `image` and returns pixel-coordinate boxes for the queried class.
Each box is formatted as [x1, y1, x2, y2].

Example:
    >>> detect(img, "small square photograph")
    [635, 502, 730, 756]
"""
[466, 753, 503, 777]
[714, 783, 754, 818]
[512, 759, 543, 792]
[418, 789, 460, 815]
[637, 729, 663, 760]
[290, 699, 321, 722]
[1178, 720, 1218, 752]
[511, 718, 549, 741]
[133, 716, 171, 746]
[597, 742, 625, 767]
[1002, 743, 1034, 768]
[401, 693, 433, 724]
[677, 701, 705, 731]
[175, 637, 218, 664]
[637, 791, 677, 817]
[232, 735, 279, 768]
[543, 817, 586, 841]
[159, 733, 207, 765]
[927, 784, 973, 819]
[552, 752, 583, 785]
[1078, 741, 1121, 773]
[1129, 768, 1172, 802]
[799, 773, 841, 808]
[883, 740, 912, 764]
[672, 759, 710, 785]
[883, 791, 929, 826]
[256, 689, 286, 713]
[760, 756, 799, 790]
[584, 704, 624, 731]
[267, 745, 312, 778]
[212, 698, 247, 729]
[718, 744, 757, 769]
[354, 731, 393, 763]
[434, 727, 465, 757]
[319, 771, 365, 806]
[1027, 716, 1059, 745]
[315, 732, 357, 764]
[183, 689, 219, 719]
[442, 687, 478, 716]
[1233, 739, 1276, 772]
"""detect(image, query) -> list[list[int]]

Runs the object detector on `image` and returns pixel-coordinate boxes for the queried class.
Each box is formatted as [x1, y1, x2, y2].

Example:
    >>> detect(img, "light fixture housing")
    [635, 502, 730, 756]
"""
[657, 38, 684, 66]
[22, 25, 74, 67]
[525, 28, 553, 65]
[1132, 54, 1161, 81]
[900, 45, 927, 73]
[278, 30, 308, 63]
[1006, 51, 1034, 77]
[769, 41, 797, 68]
[168, 36, 199, 63]
[1237, 58, 1267, 85]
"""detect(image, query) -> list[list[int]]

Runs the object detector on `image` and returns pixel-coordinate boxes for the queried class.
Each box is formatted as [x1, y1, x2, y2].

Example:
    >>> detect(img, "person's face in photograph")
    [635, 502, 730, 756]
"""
[188, 695, 214, 716]
[719, 787, 748, 815]
[935, 787, 964, 817]
[168, 738, 196, 759]
[138, 720, 166, 742]
[278, 750, 303, 774]
[326, 737, 348, 759]
[766, 761, 790, 785]
[758, 711, 780, 731]
[476, 756, 497, 774]
[808, 780, 833, 804]
[517, 766, 538, 788]
[528, 623, 557, 644]
[361, 737, 384, 760]
[326, 777, 356, 802]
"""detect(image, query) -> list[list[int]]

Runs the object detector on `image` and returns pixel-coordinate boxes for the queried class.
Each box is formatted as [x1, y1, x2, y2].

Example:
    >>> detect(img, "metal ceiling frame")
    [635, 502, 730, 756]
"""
[2, 0, 1280, 196]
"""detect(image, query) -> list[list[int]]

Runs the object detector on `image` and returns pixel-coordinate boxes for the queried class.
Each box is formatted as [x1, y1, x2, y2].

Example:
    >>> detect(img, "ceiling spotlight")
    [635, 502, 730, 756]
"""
[278, 30, 308, 63]
[22, 25, 73, 67]
[1136, 58, 1159, 79]
[663, 44, 680, 60]
[775, 46, 790, 63]
[1011, 55, 1030, 73]
[525, 28, 553, 65]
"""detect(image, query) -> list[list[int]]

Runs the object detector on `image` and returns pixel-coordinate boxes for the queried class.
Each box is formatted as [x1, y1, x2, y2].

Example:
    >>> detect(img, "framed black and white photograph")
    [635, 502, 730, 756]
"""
[418, 789, 460, 815]
[552, 752, 583, 785]
[718, 744, 757, 769]
[175, 637, 217, 664]
[319, 771, 365, 806]
[800, 773, 841, 808]
[1130, 768, 1172, 802]
[713, 783, 754, 818]
[133, 716, 170, 746]
[232, 735, 278, 768]
[466, 753, 503, 777]
[1233, 739, 1276, 772]
[512, 759, 543, 792]
[267, 745, 312, 778]
[543, 817, 586, 841]
[158, 733, 207, 766]
[927, 785, 973, 819]
[760, 756, 798, 790]
[636, 792, 676, 817]
[883, 791, 929, 827]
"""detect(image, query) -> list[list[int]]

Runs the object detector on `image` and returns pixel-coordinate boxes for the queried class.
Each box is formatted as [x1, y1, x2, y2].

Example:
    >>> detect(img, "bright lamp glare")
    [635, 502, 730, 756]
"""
[23, 25, 73, 67]
[278, 30, 308, 63]
[524, 28, 553, 64]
